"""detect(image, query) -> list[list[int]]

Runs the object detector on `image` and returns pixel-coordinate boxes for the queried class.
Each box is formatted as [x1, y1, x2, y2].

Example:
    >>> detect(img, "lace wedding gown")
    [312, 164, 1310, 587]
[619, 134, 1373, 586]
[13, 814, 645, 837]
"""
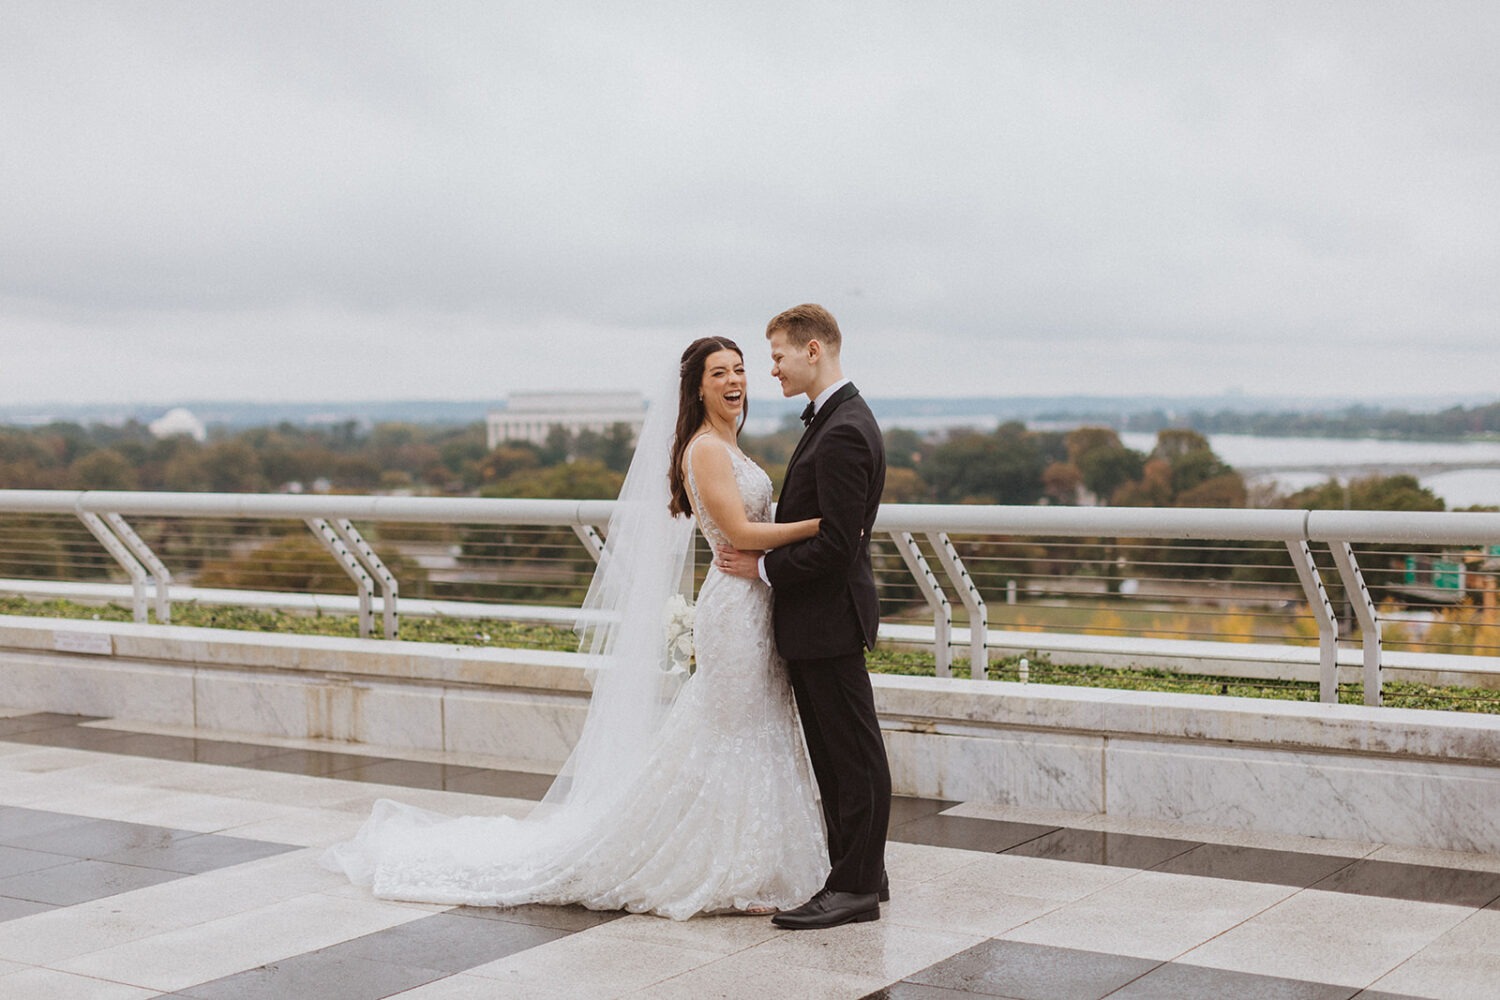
[321, 438, 828, 919]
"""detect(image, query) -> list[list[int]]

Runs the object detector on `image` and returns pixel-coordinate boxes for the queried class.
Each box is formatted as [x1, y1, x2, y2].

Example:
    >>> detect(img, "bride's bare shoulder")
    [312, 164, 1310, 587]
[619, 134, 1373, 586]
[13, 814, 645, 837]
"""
[688, 433, 734, 461]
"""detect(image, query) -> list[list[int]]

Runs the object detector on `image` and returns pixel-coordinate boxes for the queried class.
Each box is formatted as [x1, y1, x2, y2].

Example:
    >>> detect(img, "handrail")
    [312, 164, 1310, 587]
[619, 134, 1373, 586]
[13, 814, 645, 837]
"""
[3, 489, 1499, 706]
[1, 489, 1497, 542]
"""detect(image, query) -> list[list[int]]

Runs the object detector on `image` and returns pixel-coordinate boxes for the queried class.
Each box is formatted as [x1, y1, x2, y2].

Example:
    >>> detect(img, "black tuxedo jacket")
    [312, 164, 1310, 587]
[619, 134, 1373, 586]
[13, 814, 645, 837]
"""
[764, 382, 886, 660]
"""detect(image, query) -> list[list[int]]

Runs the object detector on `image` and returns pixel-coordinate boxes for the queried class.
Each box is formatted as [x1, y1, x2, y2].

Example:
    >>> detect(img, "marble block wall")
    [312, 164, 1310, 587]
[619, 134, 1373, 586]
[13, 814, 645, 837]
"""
[4, 616, 1500, 854]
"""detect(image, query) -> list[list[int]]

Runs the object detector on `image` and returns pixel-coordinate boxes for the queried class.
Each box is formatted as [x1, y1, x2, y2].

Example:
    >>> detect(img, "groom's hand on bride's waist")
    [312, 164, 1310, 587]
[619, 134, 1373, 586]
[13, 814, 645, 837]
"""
[714, 546, 764, 580]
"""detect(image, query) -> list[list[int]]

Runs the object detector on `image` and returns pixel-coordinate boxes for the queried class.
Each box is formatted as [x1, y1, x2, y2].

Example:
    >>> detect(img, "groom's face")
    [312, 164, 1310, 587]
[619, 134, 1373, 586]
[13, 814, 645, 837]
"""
[768, 329, 815, 399]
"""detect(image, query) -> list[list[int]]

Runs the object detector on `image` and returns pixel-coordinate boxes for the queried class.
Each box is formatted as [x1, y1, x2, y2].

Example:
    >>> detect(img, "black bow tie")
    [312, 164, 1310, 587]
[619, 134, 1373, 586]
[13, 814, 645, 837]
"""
[800, 402, 816, 426]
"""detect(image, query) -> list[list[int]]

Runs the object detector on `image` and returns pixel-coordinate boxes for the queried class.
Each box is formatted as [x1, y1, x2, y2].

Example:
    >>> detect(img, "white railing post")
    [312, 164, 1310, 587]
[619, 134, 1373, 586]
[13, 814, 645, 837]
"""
[306, 518, 375, 637]
[75, 511, 151, 623]
[1286, 540, 1340, 703]
[572, 525, 605, 563]
[1328, 541, 1383, 706]
[927, 531, 987, 679]
[102, 513, 172, 624]
[890, 530, 953, 678]
[329, 519, 399, 640]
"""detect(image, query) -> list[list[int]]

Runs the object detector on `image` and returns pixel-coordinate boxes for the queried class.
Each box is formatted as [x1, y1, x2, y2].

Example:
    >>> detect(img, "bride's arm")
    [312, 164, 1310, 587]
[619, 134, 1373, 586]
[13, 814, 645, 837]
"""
[689, 438, 819, 551]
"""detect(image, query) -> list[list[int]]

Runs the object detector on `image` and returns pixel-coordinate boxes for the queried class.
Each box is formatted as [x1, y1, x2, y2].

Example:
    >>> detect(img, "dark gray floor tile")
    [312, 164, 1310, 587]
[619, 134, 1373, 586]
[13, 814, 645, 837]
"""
[7, 815, 190, 859]
[96, 733, 301, 766]
[865, 982, 1017, 999]
[0, 857, 185, 905]
[0, 713, 100, 737]
[440, 767, 556, 800]
[1105, 962, 1359, 999]
[889, 795, 961, 828]
[0, 895, 57, 921]
[97, 832, 296, 874]
[890, 814, 1058, 853]
[1152, 842, 1357, 888]
[176, 953, 446, 1000]
[188, 740, 307, 767]
[1, 725, 135, 751]
[0, 807, 102, 848]
[332, 759, 485, 792]
[908, 940, 1160, 1000]
[1311, 858, 1500, 908]
[330, 911, 570, 972]
[95, 732, 213, 762]
[245, 749, 396, 778]
[0, 843, 74, 879]
[449, 901, 625, 932]
[1004, 828, 1200, 870]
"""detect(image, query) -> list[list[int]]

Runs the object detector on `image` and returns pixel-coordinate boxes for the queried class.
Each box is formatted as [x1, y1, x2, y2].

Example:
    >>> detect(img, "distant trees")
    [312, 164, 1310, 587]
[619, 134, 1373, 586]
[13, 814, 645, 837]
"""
[1287, 474, 1444, 513]
[923, 423, 1056, 505]
[0, 413, 1466, 521]
[69, 449, 139, 490]
[1125, 400, 1500, 440]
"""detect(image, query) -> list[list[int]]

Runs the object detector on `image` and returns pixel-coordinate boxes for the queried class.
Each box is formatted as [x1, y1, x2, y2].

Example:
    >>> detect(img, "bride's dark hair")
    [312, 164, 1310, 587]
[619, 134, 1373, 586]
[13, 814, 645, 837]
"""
[668, 336, 746, 517]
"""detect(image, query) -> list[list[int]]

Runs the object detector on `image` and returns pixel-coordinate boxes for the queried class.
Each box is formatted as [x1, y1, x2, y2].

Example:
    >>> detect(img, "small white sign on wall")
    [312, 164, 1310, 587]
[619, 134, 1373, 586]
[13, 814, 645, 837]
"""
[53, 631, 114, 656]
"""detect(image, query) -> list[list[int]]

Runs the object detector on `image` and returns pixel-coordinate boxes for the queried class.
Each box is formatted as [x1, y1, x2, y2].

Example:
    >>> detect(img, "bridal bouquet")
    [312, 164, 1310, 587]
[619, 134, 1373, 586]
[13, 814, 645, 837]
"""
[662, 593, 696, 674]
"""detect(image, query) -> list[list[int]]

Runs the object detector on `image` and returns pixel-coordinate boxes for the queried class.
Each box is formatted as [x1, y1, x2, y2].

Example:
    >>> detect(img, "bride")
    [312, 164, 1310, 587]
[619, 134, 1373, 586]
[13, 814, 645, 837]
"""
[322, 337, 829, 919]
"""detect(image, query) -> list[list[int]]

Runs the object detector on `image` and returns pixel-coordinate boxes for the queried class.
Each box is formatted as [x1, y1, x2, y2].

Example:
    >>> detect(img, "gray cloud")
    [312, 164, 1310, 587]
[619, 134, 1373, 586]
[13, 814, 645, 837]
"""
[3, 1, 1497, 405]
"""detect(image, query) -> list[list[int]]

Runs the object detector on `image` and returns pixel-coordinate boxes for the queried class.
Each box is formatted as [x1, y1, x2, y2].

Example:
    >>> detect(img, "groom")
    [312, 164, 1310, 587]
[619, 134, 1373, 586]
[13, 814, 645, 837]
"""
[717, 303, 892, 929]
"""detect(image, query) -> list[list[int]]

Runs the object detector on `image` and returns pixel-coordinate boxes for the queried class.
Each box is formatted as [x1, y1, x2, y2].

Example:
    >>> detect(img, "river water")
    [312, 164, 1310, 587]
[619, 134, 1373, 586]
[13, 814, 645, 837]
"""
[1118, 432, 1500, 508]
[743, 412, 1500, 508]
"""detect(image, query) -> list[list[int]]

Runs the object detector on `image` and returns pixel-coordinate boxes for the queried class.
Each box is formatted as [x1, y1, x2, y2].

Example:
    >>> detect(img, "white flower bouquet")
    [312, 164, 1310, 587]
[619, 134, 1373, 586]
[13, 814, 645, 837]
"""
[662, 593, 696, 674]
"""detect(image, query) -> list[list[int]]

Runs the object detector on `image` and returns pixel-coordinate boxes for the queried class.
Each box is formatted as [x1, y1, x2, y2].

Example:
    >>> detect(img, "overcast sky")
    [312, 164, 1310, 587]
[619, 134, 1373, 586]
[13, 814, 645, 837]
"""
[3, 2, 1497, 408]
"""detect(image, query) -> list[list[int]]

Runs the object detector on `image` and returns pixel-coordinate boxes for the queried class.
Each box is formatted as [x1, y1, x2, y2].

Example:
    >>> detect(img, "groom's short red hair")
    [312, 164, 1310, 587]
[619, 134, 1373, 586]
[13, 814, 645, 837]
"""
[767, 303, 841, 353]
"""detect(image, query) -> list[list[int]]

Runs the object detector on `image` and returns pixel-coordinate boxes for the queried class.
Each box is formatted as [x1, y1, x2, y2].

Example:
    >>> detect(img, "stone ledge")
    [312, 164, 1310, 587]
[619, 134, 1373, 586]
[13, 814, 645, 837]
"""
[874, 674, 1500, 767]
[6, 615, 1500, 766]
[0, 615, 592, 693]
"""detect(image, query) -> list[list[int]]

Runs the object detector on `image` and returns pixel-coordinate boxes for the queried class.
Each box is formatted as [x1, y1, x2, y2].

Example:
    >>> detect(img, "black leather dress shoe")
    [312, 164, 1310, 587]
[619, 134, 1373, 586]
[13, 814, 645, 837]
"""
[771, 889, 880, 930]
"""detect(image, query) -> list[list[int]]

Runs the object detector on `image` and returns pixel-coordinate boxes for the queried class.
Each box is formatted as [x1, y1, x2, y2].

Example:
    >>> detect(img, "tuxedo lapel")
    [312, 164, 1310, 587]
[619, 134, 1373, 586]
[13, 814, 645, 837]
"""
[783, 383, 860, 485]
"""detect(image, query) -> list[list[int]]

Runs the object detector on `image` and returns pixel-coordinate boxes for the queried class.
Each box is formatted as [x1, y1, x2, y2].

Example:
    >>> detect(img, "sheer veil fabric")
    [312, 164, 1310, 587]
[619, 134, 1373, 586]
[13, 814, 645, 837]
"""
[320, 373, 828, 919]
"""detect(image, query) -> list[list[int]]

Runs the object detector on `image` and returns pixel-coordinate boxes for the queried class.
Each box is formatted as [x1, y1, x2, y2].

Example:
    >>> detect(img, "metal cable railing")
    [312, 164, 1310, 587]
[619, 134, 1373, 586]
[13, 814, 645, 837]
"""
[1, 489, 1498, 706]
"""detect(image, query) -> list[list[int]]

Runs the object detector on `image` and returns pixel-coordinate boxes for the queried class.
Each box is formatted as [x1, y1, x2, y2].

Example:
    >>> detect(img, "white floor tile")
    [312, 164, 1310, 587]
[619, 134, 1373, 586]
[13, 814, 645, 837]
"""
[884, 877, 1063, 938]
[1000, 869, 1296, 960]
[932, 851, 1137, 903]
[0, 967, 158, 1000]
[55, 891, 428, 991]
[884, 840, 991, 883]
[215, 804, 369, 846]
[1178, 888, 1476, 987]
[463, 928, 724, 998]
[590, 912, 779, 953]
[741, 920, 982, 983]
[0, 849, 340, 966]
[380, 971, 554, 999]
[1370, 941, 1500, 1000]
[627, 948, 887, 999]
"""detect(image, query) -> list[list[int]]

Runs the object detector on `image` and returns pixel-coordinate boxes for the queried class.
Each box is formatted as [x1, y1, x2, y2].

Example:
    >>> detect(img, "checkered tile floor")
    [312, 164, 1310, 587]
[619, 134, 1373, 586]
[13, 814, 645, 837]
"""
[2, 710, 1497, 998]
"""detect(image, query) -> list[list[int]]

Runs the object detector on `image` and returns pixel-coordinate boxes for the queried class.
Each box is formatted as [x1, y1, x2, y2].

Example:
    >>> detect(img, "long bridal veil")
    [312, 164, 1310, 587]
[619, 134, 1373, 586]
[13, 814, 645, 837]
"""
[321, 375, 696, 895]
[546, 373, 695, 813]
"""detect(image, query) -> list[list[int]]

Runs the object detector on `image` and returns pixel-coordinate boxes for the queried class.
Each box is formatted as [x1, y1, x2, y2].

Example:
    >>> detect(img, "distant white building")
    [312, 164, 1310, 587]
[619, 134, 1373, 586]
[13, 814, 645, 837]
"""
[486, 391, 647, 450]
[148, 407, 207, 442]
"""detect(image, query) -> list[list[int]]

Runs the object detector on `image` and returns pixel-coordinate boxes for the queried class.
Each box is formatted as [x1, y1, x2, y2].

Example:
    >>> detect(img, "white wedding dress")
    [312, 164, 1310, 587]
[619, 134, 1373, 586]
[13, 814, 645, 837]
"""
[322, 437, 828, 919]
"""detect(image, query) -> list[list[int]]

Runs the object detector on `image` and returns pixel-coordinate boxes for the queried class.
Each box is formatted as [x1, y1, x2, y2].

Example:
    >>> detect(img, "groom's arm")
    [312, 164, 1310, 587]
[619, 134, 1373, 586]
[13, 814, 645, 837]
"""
[763, 422, 875, 587]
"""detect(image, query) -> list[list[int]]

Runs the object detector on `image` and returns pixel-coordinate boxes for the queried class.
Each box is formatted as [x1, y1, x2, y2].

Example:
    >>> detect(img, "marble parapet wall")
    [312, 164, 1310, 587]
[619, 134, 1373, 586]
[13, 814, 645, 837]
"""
[3, 615, 1498, 854]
